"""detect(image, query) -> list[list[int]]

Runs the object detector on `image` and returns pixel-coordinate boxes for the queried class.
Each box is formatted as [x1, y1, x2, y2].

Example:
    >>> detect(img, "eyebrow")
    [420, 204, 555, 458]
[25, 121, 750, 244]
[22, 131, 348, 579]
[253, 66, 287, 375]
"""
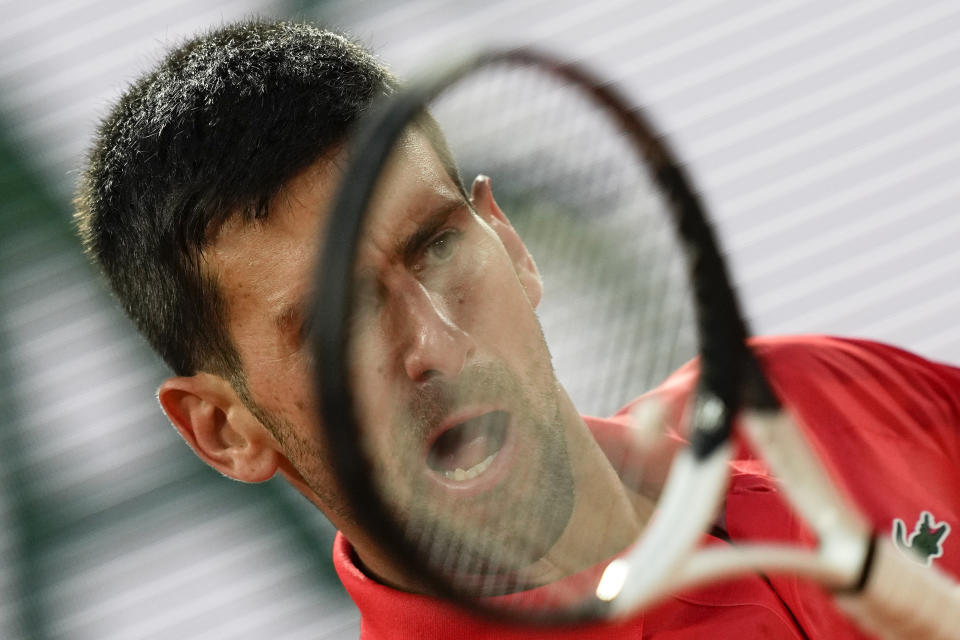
[274, 195, 470, 340]
[275, 297, 309, 342]
[395, 196, 469, 265]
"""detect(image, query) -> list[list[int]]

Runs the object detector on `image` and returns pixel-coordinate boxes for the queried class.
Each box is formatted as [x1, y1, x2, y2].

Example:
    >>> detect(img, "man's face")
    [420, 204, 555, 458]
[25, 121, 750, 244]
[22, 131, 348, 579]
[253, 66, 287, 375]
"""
[210, 133, 578, 587]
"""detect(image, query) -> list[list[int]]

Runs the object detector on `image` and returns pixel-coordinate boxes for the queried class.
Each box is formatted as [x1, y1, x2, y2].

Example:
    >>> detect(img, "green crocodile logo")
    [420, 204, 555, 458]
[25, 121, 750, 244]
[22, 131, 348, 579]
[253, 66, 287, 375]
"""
[892, 511, 950, 567]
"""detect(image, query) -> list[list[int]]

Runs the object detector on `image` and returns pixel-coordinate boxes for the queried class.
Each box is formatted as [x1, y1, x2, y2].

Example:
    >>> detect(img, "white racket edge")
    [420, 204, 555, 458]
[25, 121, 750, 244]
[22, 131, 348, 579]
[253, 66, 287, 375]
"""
[600, 408, 960, 639]
[747, 410, 960, 640]
[835, 536, 960, 640]
[597, 442, 733, 606]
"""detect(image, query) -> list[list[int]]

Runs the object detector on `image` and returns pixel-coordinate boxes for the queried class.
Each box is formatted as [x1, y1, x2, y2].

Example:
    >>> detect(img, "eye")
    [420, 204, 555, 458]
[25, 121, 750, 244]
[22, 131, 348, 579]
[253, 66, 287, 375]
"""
[421, 229, 461, 266]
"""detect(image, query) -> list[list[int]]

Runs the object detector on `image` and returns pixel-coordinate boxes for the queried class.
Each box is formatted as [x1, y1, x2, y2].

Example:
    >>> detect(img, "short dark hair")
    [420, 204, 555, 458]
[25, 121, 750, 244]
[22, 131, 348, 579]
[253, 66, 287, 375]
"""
[75, 20, 396, 381]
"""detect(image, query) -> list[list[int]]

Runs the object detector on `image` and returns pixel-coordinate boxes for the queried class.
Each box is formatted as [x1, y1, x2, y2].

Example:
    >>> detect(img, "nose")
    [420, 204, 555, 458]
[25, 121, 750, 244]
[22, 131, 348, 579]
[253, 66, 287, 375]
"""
[397, 281, 475, 383]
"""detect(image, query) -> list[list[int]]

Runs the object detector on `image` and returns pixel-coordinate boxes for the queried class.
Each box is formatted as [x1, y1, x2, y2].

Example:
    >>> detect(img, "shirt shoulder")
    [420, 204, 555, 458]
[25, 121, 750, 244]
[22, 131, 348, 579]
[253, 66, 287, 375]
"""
[754, 334, 960, 434]
[753, 336, 960, 577]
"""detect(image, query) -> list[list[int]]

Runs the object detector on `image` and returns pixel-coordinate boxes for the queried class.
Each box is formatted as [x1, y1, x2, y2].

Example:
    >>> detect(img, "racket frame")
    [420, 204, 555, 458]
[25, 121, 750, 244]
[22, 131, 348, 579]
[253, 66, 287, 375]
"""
[311, 45, 746, 621]
[310, 45, 960, 636]
[599, 407, 872, 615]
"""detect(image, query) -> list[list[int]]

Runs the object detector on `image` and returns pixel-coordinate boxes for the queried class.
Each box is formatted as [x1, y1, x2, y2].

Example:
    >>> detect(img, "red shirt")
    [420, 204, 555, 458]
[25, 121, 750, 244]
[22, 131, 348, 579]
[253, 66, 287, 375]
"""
[334, 336, 960, 638]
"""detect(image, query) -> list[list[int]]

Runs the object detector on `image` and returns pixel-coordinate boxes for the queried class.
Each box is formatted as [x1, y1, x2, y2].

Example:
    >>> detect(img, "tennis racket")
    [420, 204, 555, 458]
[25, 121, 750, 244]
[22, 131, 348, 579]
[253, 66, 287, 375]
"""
[310, 47, 960, 637]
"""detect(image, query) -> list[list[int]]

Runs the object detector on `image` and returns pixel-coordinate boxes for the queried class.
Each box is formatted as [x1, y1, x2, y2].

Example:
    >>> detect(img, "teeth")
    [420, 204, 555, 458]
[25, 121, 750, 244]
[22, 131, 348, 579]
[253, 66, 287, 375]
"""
[442, 453, 497, 482]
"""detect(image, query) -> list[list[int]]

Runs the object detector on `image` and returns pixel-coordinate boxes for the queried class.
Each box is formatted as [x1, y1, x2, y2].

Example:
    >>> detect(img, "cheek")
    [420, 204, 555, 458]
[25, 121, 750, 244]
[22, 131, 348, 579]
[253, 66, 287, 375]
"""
[458, 250, 537, 338]
[245, 353, 317, 425]
[346, 327, 397, 419]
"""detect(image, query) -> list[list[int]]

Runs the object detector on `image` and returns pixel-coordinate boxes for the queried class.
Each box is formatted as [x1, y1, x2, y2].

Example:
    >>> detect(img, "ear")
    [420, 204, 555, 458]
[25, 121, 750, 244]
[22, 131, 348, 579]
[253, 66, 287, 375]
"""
[158, 373, 280, 483]
[470, 174, 543, 308]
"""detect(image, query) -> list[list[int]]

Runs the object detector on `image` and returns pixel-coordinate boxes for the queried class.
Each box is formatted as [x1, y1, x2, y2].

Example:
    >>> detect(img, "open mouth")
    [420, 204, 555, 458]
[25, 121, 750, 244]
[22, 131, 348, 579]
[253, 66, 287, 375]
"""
[426, 410, 510, 482]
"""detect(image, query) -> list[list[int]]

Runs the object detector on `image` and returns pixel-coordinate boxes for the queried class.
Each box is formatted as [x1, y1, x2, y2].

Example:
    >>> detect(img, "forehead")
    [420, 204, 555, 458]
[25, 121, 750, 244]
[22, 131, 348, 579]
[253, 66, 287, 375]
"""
[363, 133, 465, 250]
[208, 158, 335, 310]
[207, 132, 464, 331]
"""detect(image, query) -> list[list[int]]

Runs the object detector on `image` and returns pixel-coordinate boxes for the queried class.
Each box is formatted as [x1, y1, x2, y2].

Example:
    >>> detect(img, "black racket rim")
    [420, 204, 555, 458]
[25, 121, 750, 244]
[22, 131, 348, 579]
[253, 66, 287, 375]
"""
[310, 46, 761, 624]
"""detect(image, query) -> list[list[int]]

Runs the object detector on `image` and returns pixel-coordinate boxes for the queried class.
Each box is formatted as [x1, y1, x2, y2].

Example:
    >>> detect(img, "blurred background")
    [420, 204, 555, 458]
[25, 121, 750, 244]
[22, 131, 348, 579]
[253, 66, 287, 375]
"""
[1, 1, 959, 638]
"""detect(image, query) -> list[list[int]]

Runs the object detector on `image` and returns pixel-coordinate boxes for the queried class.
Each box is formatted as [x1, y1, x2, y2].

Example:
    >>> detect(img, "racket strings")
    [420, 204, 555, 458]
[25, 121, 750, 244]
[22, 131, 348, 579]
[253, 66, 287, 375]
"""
[346, 59, 699, 614]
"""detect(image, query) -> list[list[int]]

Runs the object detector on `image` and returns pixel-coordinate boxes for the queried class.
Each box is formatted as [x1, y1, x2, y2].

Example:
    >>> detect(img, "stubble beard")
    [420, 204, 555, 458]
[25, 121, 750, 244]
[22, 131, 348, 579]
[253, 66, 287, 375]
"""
[247, 332, 578, 594]
[370, 358, 576, 593]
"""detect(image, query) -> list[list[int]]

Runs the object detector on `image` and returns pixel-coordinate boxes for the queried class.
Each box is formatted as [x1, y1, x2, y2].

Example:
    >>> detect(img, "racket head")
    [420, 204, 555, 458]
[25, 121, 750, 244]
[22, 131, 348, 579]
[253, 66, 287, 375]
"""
[311, 47, 751, 623]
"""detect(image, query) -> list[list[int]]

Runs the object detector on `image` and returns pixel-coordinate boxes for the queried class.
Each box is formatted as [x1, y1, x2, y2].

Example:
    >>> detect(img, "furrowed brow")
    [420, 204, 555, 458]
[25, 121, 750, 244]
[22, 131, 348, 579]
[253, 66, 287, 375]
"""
[395, 197, 468, 264]
[274, 197, 469, 340]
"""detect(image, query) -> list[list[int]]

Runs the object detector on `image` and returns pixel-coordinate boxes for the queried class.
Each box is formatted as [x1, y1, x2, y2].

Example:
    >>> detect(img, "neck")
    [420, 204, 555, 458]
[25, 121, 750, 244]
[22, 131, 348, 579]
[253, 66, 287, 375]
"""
[510, 396, 648, 587]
